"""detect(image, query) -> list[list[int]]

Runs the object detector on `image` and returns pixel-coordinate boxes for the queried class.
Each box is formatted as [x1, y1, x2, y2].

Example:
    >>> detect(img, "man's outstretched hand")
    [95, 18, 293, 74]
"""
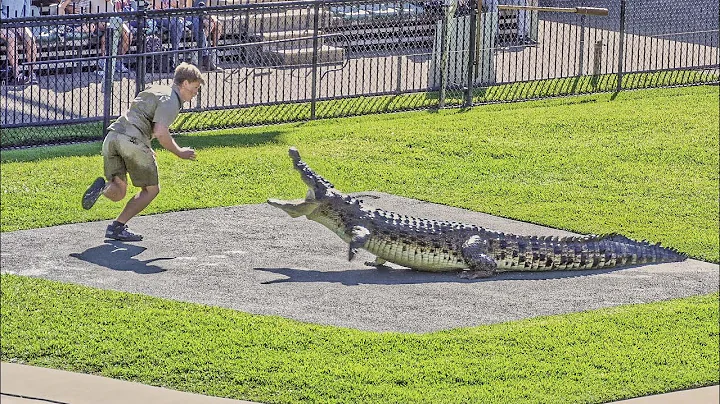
[177, 147, 196, 160]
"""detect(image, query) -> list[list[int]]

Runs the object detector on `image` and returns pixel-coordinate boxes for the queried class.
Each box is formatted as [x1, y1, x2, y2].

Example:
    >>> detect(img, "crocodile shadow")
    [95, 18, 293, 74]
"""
[70, 240, 172, 274]
[255, 266, 626, 286]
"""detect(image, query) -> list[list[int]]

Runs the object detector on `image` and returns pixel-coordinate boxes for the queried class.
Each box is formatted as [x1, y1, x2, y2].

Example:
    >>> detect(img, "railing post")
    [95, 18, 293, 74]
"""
[135, 0, 147, 95]
[616, 0, 626, 92]
[102, 27, 114, 138]
[464, 0, 478, 107]
[592, 39, 603, 88]
[197, 8, 205, 72]
[310, 2, 320, 120]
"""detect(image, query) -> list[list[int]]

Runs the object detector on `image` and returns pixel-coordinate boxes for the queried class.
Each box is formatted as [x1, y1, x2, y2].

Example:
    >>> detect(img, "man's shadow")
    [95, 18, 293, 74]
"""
[70, 240, 172, 274]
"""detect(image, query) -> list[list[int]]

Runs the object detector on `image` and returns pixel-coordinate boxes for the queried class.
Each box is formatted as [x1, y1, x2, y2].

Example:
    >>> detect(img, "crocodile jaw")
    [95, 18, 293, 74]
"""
[267, 198, 319, 218]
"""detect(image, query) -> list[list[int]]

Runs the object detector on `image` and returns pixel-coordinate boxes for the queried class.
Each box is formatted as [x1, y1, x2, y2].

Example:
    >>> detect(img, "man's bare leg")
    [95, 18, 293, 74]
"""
[116, 185, 159, 224]
[1, 31, 19, 78]
[22, 28, 37, 65]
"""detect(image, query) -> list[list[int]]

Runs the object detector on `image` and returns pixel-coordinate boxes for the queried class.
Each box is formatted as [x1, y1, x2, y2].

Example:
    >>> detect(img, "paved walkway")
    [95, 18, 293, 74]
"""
[1, 362, 717, 404]
[610, 385, 719, 404]
[0, 362, 259, 404]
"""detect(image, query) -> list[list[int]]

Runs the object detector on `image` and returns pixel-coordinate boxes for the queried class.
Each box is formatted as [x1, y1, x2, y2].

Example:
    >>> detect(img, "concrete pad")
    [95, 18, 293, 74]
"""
[1, 192, 717, 333]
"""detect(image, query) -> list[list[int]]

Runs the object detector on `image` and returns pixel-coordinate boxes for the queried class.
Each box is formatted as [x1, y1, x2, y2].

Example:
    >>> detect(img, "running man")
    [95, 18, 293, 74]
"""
[81, 62, 203, 241]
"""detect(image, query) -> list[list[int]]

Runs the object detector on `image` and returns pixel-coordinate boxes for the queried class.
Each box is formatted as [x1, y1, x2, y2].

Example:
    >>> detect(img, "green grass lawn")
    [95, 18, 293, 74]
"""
[1, 85, 718, 403]
[2, 275, 718, 404]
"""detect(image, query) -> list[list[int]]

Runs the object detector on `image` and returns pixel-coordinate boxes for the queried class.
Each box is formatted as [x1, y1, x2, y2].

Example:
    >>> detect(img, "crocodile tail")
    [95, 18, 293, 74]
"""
[598, 233, 687, 267]
[490, 233, 686, 271]
[288, 147, 336, 196]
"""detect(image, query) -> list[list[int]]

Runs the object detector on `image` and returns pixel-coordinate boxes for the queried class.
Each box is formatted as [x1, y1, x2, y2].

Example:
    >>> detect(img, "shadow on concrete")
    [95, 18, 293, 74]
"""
[69, 240, 172, 274]
[256, 266, 461, 286]
[255, 265, 624, 285]
[491, 267, 625, 280]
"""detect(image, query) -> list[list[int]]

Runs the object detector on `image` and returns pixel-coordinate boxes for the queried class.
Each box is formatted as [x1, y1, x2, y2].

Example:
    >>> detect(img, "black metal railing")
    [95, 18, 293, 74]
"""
[1, 0, 718, 147]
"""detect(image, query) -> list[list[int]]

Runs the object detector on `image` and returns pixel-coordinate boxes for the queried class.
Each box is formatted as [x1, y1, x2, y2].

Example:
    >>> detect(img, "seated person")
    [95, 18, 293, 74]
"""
[0, 0, 39, 85]
[504, 0, 534, 45]
[151, 0, 222, 72]
[57, 0, 132, 74]
[187, 0, 223, 72]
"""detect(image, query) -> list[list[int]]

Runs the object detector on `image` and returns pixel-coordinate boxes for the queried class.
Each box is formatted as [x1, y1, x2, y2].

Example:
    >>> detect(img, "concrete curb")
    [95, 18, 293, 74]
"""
[607, 385, 719, 404]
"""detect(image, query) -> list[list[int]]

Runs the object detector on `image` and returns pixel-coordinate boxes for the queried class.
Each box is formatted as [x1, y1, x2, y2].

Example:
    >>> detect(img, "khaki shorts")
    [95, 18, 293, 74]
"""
[102, 131, 159, 187]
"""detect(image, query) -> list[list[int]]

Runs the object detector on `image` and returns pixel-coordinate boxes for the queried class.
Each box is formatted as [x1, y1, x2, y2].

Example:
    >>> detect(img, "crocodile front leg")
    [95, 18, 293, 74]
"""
[349, 226, 370, 261]
[460, 235, 497, 278]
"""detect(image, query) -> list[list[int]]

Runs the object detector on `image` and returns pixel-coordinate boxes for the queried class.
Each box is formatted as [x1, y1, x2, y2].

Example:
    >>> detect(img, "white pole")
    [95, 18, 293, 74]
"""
[497, 5, 609, 16]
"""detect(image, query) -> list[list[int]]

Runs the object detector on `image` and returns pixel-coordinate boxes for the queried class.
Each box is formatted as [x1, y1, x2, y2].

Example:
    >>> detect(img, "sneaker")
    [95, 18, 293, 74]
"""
[106, 224, 143, 241]
[202, 57, 224, 73]
[82, 177, 106, 210]
[521, 36, 538, 46]
[6, 73, 29, 87]
[28, 73, 39, 85]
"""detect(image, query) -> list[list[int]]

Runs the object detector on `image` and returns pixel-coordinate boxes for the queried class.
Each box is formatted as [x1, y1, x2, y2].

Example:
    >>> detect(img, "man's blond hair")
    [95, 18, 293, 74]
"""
[173, 62, 205, 86]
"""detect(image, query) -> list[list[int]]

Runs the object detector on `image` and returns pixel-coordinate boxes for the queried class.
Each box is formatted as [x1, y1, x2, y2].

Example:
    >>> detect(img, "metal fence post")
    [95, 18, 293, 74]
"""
[102, 27, 114, 138]
[464, 0, 478, 107]
[578, 14, 586, 76]
[310, 2, 320, 120]
[396, 4, 404, 93]
[197, 8, 205, 72]
[438, 1, 451, 109]
[616, 0, 626, 92]
[594, 41, 603, 74]
[135, 0, 147, 95]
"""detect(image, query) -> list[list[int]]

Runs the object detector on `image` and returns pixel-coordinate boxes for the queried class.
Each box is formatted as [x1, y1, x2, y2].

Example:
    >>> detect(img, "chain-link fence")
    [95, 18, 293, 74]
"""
[1, 0, 718, 148]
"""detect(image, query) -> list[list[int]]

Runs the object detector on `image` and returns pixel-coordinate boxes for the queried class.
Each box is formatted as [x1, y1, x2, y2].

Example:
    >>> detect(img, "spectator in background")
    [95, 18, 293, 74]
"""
[149, 0, 185, 68]
[185, 0, 223, 72]
[505, 0, 533, 44]
[151, 0, 222, 72]
[57, 0, 132, 75]
[1, 0, 39, 86]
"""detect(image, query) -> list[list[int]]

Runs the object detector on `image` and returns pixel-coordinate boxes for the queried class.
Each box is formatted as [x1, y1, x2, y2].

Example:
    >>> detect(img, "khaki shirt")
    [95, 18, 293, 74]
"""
[107, 85, 183, 144]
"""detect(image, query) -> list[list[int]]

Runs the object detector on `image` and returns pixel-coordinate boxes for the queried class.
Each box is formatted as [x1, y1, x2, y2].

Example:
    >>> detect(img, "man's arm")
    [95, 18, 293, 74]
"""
[153, 123, 196, 160]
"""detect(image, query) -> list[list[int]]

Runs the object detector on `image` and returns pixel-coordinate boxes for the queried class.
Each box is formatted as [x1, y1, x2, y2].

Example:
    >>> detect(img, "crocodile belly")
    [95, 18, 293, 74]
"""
[363, 238, 468, 272]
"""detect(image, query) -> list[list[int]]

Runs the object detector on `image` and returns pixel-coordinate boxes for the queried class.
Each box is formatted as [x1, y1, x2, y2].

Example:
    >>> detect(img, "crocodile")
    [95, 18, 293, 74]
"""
[268, 147, 687, 278]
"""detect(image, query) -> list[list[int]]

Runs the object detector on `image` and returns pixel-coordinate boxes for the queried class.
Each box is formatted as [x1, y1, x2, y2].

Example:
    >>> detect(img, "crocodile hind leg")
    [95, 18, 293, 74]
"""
[364, 257, 391, 269]
[460, 235, 498, 279]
